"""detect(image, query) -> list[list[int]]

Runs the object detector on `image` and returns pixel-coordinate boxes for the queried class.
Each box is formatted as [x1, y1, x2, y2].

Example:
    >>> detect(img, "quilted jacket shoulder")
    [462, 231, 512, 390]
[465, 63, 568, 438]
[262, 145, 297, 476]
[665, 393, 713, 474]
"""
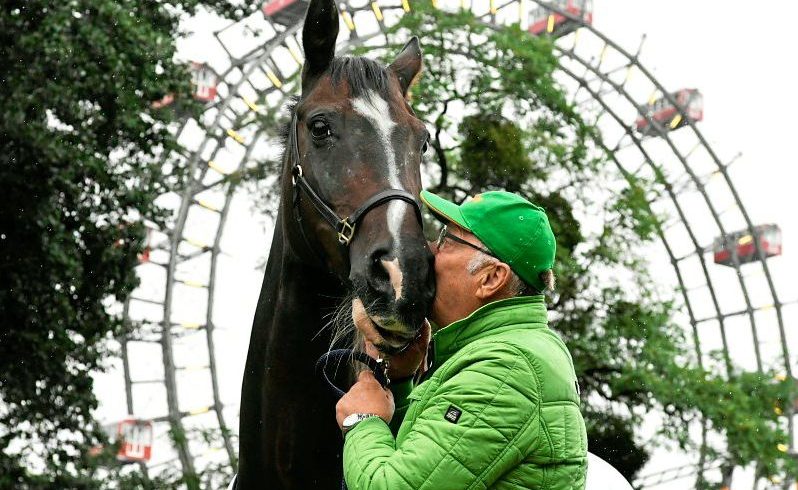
[343, 296, 587, 490]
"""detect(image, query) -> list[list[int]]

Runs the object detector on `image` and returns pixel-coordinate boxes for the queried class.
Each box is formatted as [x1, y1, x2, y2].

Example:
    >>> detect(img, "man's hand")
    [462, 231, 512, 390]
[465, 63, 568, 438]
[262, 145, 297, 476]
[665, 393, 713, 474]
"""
[364, 320, 431, 380]
[336, 371, 394, 430]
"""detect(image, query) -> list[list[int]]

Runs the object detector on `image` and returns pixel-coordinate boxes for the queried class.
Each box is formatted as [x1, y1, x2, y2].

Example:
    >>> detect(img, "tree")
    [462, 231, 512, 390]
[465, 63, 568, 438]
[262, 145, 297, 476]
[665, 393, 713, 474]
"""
[0, 1, 252, 487]
[359, 2, 797, 484]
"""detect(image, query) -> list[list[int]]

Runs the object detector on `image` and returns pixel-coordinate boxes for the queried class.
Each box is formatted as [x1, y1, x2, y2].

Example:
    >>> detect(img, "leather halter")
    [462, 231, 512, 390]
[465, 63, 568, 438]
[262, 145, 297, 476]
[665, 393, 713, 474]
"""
[290, 115, 423, 246]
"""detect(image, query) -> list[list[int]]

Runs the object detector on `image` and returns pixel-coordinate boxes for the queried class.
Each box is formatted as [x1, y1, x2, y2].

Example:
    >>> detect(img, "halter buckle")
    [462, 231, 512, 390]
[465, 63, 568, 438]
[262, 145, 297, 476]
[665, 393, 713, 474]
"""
[337, 219, 356, 245]
[292, 165, 303, 185]
[376, 358, 390, 386]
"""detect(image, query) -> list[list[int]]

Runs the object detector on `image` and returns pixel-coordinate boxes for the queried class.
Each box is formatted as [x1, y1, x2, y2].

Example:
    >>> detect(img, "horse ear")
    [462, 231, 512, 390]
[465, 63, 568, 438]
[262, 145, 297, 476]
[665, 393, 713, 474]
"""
[388, 37, 423, 97]
[302, 0, 339, 93]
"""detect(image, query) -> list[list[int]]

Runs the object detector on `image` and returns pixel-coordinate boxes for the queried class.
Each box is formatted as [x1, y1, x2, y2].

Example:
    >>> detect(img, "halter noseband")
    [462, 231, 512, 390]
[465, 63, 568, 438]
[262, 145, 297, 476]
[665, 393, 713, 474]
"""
[290, 115, 423, 246]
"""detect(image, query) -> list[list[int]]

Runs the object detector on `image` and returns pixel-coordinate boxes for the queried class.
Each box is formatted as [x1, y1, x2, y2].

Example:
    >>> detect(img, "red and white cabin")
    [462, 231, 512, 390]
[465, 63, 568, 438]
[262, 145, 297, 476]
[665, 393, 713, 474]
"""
[151, 62, 218, 109]
[115, 418, 154, 463]
[262, 0, 309, 26]
[138, 227, 153, 264]
[190, 62, 218, 103]
[528, 0, 593, 37]
[635, 88, 703, 135]
[89, 418, 154, 464]
[713, 224, 782, 267]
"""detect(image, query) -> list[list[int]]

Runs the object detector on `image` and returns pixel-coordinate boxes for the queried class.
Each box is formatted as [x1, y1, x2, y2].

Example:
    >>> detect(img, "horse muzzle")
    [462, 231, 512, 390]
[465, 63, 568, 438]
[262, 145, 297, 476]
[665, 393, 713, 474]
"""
[352, 298, 423, 353]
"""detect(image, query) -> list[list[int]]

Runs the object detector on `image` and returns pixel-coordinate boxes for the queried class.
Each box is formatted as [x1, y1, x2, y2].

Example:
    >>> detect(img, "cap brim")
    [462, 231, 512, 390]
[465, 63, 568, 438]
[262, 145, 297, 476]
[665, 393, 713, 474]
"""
[420, 190, 471, 231]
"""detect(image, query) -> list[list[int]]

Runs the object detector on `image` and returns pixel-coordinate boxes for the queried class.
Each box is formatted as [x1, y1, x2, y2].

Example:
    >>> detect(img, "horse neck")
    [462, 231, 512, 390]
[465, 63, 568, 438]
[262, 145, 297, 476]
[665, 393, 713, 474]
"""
[238, 210, 347, 488]
[256, 210, 343, 363]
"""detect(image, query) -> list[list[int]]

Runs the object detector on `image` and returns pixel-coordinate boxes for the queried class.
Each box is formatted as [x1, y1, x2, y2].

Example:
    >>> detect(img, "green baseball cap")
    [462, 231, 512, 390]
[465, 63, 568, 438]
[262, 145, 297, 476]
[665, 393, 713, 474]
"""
[420, 190, 556, 292]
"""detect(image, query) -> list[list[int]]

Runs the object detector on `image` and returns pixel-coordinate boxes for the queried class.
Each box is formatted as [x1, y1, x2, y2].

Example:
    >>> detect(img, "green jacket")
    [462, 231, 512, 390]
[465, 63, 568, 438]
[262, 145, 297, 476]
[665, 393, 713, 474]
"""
[343, 296, 587, 490]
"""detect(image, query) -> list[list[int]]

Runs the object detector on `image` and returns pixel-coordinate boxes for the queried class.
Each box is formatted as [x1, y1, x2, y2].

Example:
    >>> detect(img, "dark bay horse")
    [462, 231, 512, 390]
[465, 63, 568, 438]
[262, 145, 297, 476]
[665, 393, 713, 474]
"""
[236, 0, 435, 487]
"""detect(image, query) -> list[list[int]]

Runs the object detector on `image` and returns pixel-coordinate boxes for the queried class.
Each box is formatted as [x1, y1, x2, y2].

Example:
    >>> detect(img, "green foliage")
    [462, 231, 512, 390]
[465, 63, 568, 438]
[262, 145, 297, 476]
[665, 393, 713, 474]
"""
[0, 1, 254, 487]
[458, 114, 532, 192]
[583, 410, 649, 479]
[368, 1, 797, 484]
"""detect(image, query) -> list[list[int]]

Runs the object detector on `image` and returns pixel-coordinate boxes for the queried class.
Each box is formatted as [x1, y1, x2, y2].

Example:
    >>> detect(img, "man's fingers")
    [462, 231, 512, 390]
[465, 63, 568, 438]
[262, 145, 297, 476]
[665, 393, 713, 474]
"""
[364, 341, 380, 360]
[419, 319, 432, 345]
[405, 320, 431, 355]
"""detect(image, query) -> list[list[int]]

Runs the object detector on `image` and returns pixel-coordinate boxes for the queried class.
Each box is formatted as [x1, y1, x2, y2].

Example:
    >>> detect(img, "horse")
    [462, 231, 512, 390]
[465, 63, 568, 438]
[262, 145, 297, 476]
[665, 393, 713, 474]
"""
[236, 0, 436, 487]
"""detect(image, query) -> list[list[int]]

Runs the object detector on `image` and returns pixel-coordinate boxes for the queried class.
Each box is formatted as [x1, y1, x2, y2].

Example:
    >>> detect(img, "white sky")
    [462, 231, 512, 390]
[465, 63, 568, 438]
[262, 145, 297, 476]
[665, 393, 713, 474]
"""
[592, 2, 798, 487]
[92, 1, 798, 488]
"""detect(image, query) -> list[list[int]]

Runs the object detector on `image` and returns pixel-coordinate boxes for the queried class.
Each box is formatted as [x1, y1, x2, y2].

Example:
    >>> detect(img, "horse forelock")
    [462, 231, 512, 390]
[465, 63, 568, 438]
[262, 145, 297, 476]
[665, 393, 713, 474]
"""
[329, 56, 391, 99]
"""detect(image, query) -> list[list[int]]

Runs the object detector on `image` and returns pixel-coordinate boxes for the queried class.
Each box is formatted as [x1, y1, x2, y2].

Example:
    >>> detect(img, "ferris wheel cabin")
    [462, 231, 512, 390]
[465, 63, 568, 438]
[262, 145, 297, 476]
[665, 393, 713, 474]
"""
[635, 88, 703, 136]
[527, 0, 593, 37]
[262, 0, 310, 26]
[151, 62, 219, 109]
[115, 418, 154, 463]
[89, 418, 154, 464]
[190, 62, 219, 103]
[712, 224, 782, 267]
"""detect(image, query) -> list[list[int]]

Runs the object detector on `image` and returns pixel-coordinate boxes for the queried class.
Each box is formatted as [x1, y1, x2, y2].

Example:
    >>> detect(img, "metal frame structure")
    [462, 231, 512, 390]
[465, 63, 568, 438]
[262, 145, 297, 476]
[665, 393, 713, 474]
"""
[117, 0, 795, 487]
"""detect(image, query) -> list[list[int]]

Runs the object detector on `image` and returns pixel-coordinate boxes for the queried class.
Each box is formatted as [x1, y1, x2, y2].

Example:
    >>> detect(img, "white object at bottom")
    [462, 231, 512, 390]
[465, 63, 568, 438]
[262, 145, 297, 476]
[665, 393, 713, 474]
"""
[585, 452, 634, 490]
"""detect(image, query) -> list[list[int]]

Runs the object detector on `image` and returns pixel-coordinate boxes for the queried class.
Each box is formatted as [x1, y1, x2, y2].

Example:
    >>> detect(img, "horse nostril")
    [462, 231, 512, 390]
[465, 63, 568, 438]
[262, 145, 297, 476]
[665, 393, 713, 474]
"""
[368, 248, 391, 289]
[362, 244, 435, 316]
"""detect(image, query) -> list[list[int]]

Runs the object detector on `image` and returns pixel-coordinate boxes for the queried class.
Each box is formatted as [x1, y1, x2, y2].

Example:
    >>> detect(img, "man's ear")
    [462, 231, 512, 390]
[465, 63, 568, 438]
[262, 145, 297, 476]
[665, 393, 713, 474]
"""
[475, 262, 513, 300]
[302, 0, 339, 94]
[388, 37, 422, 97]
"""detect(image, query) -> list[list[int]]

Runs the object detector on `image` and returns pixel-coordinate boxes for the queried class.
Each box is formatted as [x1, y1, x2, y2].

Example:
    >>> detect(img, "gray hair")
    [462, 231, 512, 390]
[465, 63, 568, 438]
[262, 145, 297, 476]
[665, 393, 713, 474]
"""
[467, 252, 555, 296]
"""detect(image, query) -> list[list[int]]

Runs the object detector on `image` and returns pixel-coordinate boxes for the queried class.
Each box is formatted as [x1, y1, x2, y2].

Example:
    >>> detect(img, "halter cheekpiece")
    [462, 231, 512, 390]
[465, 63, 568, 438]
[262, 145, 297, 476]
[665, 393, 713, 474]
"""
[290, 115, 423, 246]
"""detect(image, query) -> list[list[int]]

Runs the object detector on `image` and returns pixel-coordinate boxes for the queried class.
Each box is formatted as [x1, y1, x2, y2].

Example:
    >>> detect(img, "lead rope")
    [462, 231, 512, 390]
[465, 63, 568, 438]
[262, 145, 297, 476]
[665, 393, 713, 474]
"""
[316, 349, 390, 490]
[316, 349, 390, 398]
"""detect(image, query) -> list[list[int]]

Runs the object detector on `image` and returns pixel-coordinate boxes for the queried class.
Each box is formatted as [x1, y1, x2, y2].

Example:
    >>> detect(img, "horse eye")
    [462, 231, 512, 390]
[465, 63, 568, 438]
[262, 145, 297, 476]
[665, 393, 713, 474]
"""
[310, 120, 331, 140]
[422, 134, 430, 154]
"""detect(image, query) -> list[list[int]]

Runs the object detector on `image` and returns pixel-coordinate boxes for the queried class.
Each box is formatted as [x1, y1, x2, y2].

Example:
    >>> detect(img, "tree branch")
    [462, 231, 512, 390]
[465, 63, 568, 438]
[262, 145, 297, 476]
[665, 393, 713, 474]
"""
[431, 98, 451, 192]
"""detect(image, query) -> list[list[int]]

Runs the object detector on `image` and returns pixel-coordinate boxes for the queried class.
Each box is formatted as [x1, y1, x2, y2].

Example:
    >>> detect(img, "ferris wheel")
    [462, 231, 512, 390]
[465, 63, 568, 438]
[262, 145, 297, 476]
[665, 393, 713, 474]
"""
[111, 0, 795, 488]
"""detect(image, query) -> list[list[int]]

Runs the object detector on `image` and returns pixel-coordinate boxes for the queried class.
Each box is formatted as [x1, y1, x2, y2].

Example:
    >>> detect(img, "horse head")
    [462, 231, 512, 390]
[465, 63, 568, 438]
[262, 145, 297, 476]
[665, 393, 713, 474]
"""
[285, 0, 435, 352]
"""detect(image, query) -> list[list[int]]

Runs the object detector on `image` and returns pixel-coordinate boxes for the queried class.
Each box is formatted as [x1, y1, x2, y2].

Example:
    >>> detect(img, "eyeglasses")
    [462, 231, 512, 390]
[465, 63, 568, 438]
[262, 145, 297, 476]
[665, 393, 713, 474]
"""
[435, 225, 496, 257]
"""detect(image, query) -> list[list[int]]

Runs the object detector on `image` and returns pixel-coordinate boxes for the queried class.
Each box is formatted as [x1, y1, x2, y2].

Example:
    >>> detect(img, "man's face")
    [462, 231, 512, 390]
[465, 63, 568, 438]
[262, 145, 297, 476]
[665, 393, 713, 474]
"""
[429, 223, 486, 328]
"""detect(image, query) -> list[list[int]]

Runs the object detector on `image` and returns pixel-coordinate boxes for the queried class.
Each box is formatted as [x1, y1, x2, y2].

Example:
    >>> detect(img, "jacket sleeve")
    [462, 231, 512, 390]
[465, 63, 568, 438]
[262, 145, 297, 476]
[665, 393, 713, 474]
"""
[388, 378, 415, 435]
[343, 343, 541, 490]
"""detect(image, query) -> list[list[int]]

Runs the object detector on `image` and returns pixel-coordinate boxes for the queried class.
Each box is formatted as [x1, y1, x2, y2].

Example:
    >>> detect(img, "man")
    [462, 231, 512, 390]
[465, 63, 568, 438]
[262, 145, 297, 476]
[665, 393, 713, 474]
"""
[336, 190, 588, 489]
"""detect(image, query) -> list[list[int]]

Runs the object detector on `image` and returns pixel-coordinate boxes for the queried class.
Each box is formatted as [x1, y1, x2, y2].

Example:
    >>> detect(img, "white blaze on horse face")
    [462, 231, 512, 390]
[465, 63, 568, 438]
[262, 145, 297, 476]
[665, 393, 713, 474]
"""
[352, 90, 407, 265]
[381, 258, 404, 301]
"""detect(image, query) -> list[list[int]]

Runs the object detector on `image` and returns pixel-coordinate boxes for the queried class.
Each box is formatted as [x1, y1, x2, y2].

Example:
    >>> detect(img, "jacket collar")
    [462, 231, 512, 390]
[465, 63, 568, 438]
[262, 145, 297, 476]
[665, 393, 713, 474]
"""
[430, 295, 548, 371]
